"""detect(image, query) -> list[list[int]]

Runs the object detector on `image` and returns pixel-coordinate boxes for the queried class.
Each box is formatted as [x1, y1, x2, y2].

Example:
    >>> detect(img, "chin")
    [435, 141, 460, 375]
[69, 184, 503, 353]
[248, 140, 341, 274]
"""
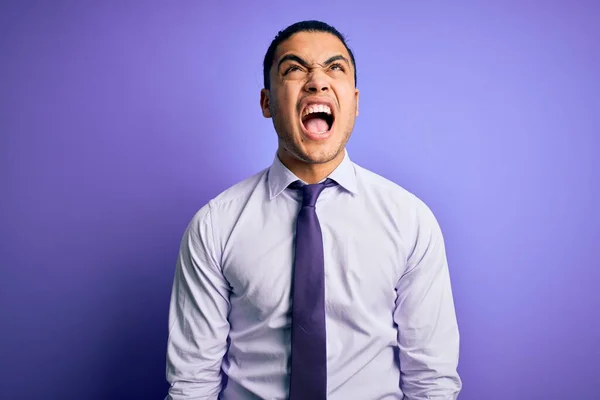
[297, 146, 344, 165]
[279, 127, 347, 164]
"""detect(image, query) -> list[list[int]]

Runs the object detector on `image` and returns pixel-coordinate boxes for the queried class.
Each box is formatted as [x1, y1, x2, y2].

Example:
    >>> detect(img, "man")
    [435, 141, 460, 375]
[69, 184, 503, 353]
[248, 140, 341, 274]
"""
[165, 20, 462, 399]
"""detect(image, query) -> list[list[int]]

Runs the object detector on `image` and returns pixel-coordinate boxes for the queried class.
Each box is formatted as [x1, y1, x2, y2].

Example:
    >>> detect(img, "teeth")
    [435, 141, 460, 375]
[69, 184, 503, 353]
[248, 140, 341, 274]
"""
[303, 104, 332, 118]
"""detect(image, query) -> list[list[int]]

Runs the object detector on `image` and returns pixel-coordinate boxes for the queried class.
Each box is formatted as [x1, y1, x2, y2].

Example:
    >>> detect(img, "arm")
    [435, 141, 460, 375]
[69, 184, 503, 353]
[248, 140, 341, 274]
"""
[394, 196, 462, 399]
[165, 204, 231, 400]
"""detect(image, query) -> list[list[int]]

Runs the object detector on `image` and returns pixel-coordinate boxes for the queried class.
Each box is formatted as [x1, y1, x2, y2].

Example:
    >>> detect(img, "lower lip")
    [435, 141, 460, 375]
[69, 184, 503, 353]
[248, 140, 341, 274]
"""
[300, 122, 334, 141]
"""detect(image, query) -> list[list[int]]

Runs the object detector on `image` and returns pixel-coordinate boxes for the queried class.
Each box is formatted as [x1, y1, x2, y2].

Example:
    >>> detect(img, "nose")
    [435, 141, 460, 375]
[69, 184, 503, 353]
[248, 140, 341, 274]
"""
[304, 70, 330, 93]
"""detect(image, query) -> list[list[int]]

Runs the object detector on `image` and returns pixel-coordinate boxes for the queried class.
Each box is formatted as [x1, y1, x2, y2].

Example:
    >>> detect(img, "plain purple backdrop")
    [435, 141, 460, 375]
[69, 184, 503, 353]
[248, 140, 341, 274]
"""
[1, 1, 599, 399]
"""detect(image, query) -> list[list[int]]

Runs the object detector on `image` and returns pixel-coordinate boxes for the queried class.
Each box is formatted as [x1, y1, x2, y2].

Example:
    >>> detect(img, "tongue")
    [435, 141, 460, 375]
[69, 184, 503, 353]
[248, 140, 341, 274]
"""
[304, 117, 329, 134]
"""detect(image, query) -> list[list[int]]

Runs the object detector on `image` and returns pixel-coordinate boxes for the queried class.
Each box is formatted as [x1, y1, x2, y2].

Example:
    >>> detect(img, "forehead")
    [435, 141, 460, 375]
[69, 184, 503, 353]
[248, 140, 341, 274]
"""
[274, 31, 350, 63]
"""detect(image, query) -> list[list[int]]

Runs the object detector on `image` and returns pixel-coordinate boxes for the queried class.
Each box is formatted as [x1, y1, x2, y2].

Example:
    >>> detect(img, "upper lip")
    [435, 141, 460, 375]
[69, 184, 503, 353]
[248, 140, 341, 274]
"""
[299, 97, 337, 119]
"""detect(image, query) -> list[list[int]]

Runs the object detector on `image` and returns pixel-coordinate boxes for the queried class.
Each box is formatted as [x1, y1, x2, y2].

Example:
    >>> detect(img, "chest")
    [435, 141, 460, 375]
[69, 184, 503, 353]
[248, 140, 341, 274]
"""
[220, 197, 409, 320]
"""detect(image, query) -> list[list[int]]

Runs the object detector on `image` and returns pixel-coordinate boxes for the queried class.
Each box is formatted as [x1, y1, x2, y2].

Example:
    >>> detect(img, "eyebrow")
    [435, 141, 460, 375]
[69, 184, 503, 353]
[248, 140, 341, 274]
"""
[322, 54, 350, 66]
[277, 54, 350, 71]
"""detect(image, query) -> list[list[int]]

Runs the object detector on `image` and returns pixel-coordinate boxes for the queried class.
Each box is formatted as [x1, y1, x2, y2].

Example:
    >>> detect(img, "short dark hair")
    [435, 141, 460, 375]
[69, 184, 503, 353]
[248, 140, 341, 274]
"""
[262, 20, 357, 90]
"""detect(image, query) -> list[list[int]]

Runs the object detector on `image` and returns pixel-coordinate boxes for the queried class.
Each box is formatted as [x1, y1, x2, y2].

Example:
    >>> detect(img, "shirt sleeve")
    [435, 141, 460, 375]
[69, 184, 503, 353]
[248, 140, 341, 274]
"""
[165, 203, 231, 400]
[393, 195, 462, 400]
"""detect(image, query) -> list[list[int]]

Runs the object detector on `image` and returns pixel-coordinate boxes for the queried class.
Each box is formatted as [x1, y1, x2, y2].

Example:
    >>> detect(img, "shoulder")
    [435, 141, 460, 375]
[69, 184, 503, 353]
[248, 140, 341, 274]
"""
[210, 168, 268, 207]
[354, 163, 411, 196]
[353, 162, 423, 209]
[352, 161, 441, 231]
[187, 167, 268, 228]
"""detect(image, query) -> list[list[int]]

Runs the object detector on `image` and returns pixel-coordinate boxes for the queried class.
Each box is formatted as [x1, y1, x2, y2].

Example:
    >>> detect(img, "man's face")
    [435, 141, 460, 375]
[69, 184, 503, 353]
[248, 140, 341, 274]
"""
[261, 31, 359, 166]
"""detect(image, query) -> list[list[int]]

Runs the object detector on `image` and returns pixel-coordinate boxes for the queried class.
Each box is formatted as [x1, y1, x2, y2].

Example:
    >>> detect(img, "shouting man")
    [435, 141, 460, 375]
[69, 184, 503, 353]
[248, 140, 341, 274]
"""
[165, 20, 462, 400]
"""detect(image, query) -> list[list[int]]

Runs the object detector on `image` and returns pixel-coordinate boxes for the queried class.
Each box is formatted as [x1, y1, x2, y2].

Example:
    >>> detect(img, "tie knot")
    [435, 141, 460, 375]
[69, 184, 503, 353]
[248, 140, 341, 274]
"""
[289, 178, 337, 207]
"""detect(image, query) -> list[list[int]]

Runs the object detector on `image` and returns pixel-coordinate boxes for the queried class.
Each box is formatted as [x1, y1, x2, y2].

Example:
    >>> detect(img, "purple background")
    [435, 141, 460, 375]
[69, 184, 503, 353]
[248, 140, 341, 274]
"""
[1, 1, 599, 399]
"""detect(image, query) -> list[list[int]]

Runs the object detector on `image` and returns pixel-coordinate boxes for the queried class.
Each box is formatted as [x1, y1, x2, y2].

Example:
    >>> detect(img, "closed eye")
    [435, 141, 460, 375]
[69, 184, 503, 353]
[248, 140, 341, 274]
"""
[330, 62, 345, 72]
[284, 65, 303, 75]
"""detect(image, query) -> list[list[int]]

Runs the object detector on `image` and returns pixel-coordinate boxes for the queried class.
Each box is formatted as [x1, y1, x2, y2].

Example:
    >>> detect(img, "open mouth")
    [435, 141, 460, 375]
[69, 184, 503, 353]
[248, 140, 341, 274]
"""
[301, 104, 334, 135]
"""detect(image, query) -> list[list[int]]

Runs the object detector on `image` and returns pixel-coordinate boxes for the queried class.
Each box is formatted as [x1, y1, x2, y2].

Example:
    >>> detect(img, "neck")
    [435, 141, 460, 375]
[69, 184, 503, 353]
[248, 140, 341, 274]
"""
[278, 148, 345, 184]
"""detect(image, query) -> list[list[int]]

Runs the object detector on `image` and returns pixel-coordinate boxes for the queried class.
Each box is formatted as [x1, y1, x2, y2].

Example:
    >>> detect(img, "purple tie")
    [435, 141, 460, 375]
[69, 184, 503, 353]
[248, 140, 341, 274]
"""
[288, 178, 337, 400]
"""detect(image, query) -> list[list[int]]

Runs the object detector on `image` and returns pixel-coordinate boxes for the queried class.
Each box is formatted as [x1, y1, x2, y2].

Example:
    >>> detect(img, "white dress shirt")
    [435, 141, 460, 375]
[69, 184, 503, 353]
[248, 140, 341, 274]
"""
[165, 149, 462, 399]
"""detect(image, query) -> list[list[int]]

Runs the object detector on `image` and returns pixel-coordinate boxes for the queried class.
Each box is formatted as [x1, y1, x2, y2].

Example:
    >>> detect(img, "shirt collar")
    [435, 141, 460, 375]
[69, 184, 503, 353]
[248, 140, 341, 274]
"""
[268, 149, 359, 199]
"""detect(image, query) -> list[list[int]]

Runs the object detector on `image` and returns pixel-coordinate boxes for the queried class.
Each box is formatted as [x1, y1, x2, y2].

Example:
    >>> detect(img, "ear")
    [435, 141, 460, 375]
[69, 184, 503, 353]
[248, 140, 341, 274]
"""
[355, 88, 360, 116]
[260, 88, 272, 118]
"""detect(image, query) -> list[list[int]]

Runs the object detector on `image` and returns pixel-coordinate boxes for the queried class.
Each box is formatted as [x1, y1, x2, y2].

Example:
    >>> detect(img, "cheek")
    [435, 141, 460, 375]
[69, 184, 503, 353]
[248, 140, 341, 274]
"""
[337, 88, 357, 113]
[271, 90, 300, 129]
[335, 80, 356, 98]
[275, 85, 297, 104]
